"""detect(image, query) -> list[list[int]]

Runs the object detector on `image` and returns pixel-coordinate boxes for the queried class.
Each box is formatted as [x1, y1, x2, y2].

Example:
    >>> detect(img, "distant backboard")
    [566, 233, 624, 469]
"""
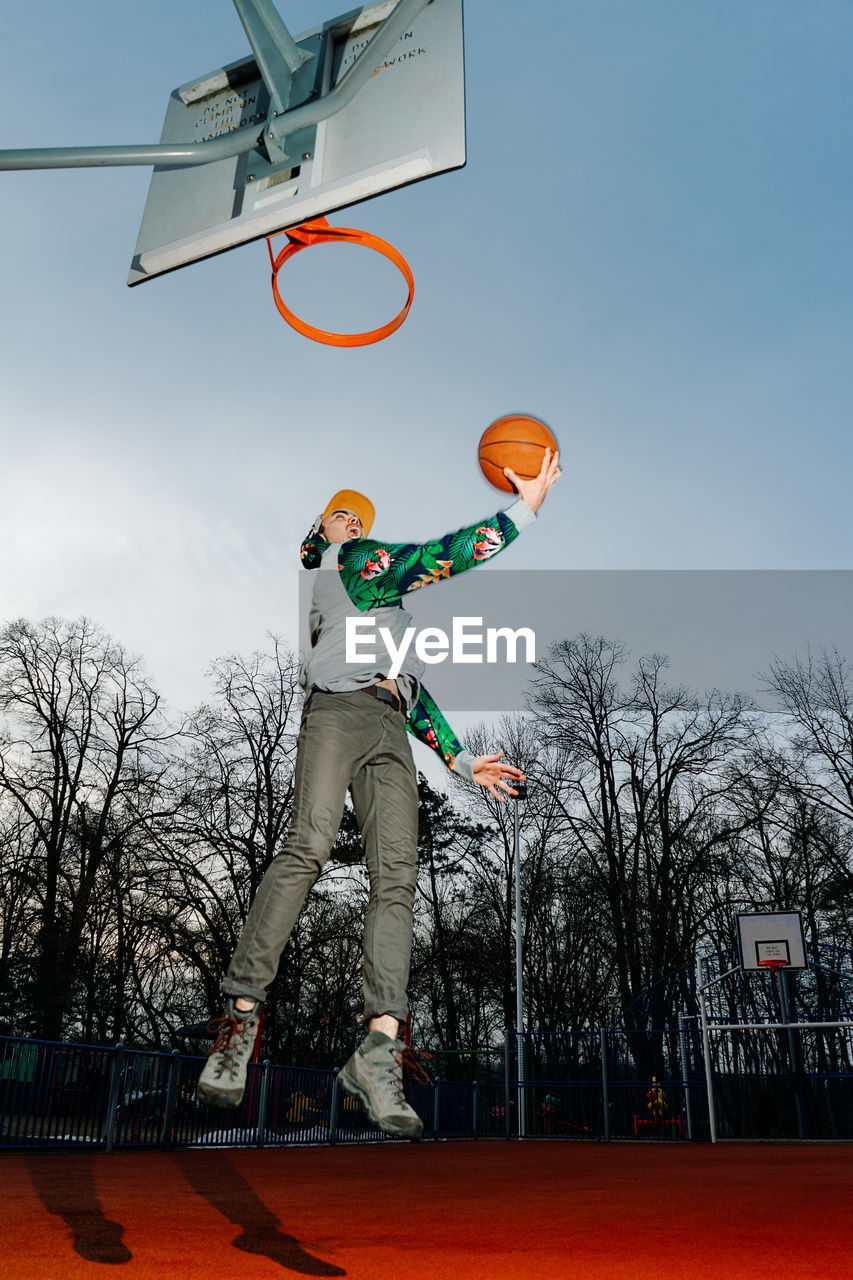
[736, 911, 808, 971]
[129, 0, 465, 284]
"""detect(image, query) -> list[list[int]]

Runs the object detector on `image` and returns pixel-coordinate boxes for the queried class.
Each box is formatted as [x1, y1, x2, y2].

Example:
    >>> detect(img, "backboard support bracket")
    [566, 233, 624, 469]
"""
[0, 0, 432, 172]
[232, 0, 318, 164]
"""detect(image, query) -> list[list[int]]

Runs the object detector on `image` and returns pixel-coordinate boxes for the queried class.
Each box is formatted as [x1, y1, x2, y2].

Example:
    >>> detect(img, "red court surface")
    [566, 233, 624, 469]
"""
[3, 1141, 852, 1280]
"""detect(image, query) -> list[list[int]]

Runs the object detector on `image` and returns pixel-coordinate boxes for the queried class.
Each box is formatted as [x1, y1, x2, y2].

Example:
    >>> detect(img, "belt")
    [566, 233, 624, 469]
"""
[362, 684, 405, 715]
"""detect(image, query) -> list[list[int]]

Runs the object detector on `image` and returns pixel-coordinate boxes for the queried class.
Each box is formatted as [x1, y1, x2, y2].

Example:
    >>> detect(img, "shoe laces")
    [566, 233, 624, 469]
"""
[206, 1015, 255, 1076]
[391, 1045, 433, 1087]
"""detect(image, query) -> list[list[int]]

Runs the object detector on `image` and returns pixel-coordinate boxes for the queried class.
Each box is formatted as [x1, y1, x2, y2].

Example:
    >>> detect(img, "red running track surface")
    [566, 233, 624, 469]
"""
[3, 1142, 852, 1280]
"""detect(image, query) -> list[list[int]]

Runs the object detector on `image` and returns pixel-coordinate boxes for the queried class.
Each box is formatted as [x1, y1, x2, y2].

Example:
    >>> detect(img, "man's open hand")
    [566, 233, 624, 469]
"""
[504, 447, 561, 514]
[472, 750, 526, 801]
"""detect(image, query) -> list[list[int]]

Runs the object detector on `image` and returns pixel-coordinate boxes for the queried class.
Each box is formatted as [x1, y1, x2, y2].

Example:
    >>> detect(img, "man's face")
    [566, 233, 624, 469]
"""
[322, 508, 364, 544]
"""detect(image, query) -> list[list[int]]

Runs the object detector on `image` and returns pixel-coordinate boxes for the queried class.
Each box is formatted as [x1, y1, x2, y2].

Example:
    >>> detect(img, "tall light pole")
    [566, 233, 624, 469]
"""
[513, 781, 527, 1137]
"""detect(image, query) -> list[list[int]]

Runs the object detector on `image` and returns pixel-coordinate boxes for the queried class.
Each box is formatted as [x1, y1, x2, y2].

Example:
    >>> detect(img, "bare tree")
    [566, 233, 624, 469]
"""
[408, 774, 497, 1071]
[0, 617, 174, 1039]
[528, 637, 754, 1037]
[184, 642, 303, 906]
[764, 647, 853, 825]
[0, 798, 41, 1033]
[146, 640, 372, 1062]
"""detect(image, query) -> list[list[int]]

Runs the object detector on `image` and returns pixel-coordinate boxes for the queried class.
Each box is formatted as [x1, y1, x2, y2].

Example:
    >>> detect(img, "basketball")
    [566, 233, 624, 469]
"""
[478, 415, 559, 493]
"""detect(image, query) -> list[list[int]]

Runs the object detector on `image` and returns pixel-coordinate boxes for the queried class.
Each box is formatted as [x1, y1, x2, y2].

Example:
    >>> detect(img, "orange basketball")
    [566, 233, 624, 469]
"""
[478, 415, 558, 493]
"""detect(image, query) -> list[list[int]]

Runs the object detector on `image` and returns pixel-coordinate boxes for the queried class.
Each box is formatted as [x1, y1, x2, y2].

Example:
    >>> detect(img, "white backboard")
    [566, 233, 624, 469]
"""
[129, 0, 465, 284]
[736, 911, 808, 971]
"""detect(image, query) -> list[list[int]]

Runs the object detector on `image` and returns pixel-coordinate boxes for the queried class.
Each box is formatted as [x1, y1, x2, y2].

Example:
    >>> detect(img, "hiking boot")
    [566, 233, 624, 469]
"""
[197, 999, 260, 1109]
[338, 1030, 424, 1139]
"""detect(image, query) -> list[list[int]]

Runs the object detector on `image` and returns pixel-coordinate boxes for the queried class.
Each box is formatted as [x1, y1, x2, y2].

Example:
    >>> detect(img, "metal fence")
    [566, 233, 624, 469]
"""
[3, 1018, 851, 1151]
[0, 1036, 383, 1152]
[507, 1025, 708, 1142]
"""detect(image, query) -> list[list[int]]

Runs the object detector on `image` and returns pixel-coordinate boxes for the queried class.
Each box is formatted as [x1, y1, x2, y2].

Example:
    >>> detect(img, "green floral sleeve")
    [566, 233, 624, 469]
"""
[406, 684, 468, 774]
[300, 526, 329, 569]
[336, 507, 523, 610]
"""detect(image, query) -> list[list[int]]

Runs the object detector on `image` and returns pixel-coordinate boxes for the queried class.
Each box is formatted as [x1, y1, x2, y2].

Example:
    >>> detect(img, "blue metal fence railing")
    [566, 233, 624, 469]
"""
[2, 1023, 852, 1150]
[503, 1028, 706, 1143]
[0, 1038, 113, 1149]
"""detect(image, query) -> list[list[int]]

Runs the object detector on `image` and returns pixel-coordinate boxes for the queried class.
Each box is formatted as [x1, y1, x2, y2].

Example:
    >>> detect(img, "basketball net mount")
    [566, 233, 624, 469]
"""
[266, 217, 414, 346]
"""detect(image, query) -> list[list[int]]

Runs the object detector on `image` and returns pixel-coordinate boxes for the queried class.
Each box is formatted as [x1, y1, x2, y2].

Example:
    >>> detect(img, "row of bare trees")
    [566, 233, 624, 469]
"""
[1, 617, 852, 1066]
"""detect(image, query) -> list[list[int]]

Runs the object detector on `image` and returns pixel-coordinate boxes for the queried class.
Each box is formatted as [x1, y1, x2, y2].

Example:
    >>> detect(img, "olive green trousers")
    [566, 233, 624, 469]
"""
[222, 689, 419, 1022]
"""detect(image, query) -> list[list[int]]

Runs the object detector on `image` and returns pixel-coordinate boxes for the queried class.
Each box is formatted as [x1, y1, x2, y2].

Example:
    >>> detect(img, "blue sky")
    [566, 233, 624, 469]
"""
[2, 0, 852, 721]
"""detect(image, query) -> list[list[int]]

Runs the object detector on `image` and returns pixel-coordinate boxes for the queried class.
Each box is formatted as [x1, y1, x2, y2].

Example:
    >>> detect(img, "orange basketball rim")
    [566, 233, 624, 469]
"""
[266, 217, 415, 347]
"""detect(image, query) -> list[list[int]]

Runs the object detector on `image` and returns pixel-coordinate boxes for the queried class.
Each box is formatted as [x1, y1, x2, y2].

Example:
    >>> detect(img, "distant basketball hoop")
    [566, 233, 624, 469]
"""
[736, 911, 808, 972]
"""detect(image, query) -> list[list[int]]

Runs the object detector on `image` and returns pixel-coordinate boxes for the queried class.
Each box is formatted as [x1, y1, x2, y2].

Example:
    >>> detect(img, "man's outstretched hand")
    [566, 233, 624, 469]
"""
[472, 750, 526, 801]
[504, 447, 561, 514]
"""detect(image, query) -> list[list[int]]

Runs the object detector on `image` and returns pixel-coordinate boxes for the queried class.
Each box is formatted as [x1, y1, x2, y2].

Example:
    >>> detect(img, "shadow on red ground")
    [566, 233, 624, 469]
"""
[3, 1142, 852, 1280]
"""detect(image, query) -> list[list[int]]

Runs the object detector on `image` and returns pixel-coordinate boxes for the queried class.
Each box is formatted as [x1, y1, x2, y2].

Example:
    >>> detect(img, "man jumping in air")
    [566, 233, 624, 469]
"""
[197, 449, 560, 1137]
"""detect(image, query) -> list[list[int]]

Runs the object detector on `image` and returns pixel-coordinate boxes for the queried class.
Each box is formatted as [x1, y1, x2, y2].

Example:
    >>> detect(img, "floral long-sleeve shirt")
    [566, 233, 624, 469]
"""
[299, 497, 535, 778]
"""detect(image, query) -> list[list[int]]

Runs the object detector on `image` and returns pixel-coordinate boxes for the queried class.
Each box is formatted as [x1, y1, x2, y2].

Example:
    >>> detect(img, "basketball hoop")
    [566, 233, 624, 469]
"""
[758, 959, 787, 973]
[266, 217, 414, 346]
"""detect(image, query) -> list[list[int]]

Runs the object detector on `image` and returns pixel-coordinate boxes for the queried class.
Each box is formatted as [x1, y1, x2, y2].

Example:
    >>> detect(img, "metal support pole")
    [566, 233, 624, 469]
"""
[160, 1050, 181, 1150]
[233, 0, 313, 110]
[433, 1078, 441, 1140]
[513, 792, 526, 1137]
[232, 0, 316, 162]
[329, 1068, 339, 1145]
[504, 1029, 512, 1140]
[103, 1043, 125, 1154]
[255, 1060, 270, 1147]
[677, 1013, 694, 1141]
[599, 1028, 610, 1142]
[0, 0, 431, 170]
[778, 970, 807, 1139]
[472, 1080, 479, 1139]
[697, 981, 717, 1143]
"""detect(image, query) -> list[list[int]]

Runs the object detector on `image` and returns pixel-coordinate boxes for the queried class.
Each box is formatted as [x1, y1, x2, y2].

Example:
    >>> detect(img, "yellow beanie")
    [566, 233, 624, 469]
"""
[322, 489, 375, 536]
